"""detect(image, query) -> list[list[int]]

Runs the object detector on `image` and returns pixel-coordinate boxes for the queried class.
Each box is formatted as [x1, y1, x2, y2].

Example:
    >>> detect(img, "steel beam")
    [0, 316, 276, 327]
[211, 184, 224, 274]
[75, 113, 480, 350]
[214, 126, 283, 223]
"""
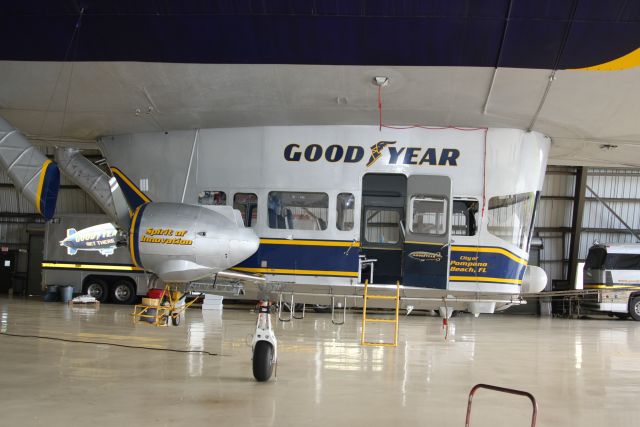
[568, 167, 587, 287]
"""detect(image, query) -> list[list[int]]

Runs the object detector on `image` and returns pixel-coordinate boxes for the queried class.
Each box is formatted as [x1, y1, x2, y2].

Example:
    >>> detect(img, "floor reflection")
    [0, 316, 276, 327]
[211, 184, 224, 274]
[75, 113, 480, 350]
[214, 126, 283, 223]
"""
[2, 298, 640, 427]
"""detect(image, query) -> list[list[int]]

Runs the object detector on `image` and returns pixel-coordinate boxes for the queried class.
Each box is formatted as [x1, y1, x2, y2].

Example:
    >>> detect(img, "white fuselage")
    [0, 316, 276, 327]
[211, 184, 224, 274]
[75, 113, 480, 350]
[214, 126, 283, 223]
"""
[99, 126, 550, 307]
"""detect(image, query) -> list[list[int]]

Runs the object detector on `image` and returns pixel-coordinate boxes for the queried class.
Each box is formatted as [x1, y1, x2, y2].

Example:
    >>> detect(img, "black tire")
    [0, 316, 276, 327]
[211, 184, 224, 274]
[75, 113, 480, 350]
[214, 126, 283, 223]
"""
[84, 279, 109, 303]
[171, 313, 181, 326]
[252, 341, 274, 382]
[629, 296, 640, 321]
[110, 279, 137, 305]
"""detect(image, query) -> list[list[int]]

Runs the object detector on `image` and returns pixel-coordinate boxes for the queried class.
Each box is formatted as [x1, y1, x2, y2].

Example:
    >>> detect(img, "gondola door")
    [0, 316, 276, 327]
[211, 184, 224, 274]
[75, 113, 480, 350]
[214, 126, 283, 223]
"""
[402, 175, 452, 289]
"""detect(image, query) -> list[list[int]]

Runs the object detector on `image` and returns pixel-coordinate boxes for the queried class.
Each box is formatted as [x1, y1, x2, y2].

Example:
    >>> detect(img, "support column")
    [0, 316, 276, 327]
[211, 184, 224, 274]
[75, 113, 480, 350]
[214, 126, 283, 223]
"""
[568, 167, 587, 288]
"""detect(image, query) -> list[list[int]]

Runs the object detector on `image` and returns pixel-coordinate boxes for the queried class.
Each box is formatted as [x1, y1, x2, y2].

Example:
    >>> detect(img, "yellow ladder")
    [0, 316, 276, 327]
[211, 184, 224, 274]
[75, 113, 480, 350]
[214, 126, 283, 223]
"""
[361, 280, 400, 347]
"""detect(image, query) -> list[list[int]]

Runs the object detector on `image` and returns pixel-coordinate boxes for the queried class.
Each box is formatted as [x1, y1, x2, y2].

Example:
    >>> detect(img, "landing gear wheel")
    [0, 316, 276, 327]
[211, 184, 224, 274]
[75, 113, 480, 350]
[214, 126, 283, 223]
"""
[629, 297, 640, 321]
[171, 313, 181, 326]
[252, 341, 274, 382]
[84, 279, 109, 303]
[110, 279, 136, 305]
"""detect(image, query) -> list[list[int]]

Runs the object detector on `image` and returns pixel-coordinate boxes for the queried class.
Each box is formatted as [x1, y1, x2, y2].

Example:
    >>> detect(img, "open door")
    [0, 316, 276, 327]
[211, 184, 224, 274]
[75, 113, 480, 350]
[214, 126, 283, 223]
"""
[360, 174, 406, 284]
[402, 175, 452, 289]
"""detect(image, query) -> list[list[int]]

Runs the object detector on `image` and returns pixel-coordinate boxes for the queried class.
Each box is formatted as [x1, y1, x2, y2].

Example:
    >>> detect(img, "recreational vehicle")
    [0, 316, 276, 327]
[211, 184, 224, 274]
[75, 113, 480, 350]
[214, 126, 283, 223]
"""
[583, 243, 640, 320]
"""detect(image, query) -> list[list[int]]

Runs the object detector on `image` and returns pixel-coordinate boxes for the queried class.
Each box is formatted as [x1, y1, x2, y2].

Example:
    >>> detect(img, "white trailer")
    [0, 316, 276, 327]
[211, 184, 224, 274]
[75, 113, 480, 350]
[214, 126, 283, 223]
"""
[42, 214, 150, 304]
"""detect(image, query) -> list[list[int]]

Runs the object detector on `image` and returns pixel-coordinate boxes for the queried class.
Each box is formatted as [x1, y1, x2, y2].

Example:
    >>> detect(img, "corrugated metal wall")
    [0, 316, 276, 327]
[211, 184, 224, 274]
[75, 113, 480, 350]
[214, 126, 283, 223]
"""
[534, 166, 640, 285]
[535, 167, 575, 283]
[581, 169, 640, 256]
[0, 147, 103, 250]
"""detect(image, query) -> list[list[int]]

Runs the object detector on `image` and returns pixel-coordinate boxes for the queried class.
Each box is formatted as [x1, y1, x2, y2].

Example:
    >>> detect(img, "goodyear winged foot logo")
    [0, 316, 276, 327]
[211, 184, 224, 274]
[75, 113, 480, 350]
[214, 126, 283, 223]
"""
[409, 251, 443, 262]
[366, 141, 396, 167]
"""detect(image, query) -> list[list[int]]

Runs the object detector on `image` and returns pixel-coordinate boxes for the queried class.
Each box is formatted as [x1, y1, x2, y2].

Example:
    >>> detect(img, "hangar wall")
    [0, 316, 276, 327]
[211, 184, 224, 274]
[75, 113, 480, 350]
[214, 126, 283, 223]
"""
[0, 163, 103, 251]
[535, 166, 640, 286]
[0, 146, 103, 292]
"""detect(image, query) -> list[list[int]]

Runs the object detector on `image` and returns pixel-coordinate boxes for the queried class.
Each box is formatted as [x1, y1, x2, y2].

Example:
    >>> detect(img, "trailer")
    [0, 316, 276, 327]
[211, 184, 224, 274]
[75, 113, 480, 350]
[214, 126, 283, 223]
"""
[42, 214, 150, 304]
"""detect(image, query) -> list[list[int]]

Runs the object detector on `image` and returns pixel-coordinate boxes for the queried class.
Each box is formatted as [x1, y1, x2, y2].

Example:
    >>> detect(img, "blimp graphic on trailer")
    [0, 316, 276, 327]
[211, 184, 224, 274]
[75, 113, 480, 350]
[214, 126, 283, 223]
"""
[60, 222, 119, 257]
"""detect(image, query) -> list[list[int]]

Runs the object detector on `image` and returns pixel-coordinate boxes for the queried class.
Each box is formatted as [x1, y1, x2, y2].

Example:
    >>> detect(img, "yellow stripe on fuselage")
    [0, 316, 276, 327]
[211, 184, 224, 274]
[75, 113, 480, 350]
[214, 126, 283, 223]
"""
[259, 239, 359, 247]
[584, 284, 640, 289]
[42, 262, 143, 272]
[129, 205, 143, 267]
[451, 245, 528, 266]
[35, 159, 52, 214]
[232, 267, 358, 277]
[449, 275, 522, 285]
[111, 167, 151, 203]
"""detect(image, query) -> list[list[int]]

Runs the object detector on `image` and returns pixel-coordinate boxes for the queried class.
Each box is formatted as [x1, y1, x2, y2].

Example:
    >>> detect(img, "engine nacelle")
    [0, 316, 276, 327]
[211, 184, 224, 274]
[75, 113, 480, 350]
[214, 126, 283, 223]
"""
[129, 202, 259, 282]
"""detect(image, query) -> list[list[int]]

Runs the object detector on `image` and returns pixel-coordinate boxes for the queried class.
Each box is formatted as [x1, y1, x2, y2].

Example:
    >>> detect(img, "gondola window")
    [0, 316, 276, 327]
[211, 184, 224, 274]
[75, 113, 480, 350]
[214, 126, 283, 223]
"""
[364, 208, 401, 244]
[198, 190, 226, 205]
[234, 193, 258, 228]
[337, 193, 355, 231]
[487, 192, 536, 250]
[410, 196, 448, 235]
[268, 191, 328, 230]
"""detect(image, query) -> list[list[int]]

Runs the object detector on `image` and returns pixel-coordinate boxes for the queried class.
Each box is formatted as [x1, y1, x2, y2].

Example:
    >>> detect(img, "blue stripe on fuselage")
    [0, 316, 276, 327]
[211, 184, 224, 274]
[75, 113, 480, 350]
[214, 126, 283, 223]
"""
[235, 239, 527, 282]
[237, 241, 359, 275]
[449, 249, 527, 283]
[39, 162, 59, 220]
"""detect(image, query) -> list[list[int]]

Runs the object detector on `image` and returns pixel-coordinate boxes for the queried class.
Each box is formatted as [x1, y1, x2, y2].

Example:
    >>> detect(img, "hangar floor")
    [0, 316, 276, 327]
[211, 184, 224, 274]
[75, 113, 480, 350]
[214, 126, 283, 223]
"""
[0, 297, 638, 427]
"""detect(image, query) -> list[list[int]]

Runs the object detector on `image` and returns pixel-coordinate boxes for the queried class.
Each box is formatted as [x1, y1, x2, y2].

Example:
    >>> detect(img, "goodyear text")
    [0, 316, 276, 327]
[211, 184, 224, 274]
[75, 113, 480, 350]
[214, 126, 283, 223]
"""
[284, 142, 459, 166]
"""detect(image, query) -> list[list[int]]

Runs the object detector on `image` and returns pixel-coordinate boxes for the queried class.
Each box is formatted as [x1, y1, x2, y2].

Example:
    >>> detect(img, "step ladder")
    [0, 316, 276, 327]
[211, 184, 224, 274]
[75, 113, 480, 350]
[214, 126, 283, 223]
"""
[361, 280, 400, 347]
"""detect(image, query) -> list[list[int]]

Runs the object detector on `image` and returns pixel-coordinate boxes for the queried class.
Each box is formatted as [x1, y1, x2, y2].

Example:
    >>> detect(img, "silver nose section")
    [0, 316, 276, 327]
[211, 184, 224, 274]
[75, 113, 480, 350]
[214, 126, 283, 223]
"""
[228, 228, 260, 266]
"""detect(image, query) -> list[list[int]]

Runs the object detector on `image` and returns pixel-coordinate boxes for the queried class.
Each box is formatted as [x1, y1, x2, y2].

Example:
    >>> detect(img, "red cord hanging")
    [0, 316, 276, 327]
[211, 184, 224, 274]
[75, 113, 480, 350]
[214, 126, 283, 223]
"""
[375, 84, 489, 220]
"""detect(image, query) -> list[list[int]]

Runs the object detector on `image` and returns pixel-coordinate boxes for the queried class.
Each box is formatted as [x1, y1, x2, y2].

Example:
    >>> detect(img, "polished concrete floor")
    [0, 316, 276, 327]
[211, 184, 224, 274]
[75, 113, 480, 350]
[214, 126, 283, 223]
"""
[0, 297, 639, 426]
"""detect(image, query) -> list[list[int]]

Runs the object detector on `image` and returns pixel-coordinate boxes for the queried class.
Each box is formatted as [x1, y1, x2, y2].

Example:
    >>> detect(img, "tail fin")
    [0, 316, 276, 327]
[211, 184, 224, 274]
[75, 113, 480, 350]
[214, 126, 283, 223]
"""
[0, 117, 60, 220]
[66, 247, 78, 256]
[66, 228, 77, 238]
[110, 167, 151, 211]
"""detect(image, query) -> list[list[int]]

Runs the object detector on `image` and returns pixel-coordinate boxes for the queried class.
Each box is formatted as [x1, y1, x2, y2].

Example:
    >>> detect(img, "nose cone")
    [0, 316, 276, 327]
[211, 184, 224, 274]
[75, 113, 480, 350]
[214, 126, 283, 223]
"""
[228, 228, 260, 266]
